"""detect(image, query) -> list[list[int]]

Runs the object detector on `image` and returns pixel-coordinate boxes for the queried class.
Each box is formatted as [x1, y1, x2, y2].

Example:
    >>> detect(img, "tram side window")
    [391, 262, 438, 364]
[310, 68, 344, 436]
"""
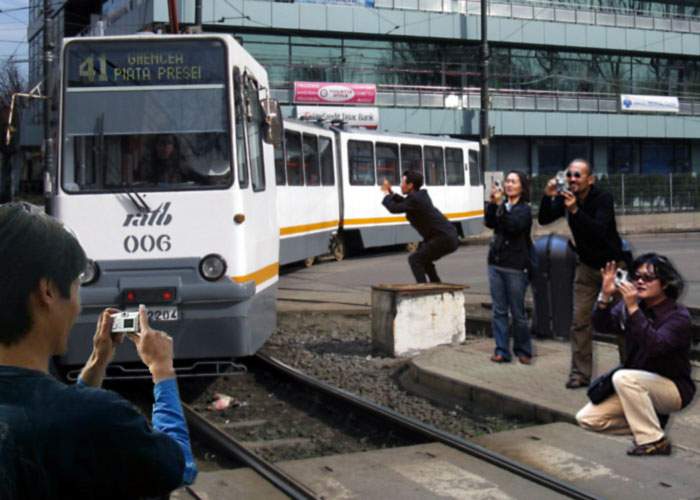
[424, 146, 446, 186]
[446, 148, 465, 186]
[400, 144, 422, 176]
[285, 130, 303, 186]
[348, 140, 375, 186]
[319, 136, 335, 186]
[468, 149, 481, 186]
[234, 71, 249, 189]
[303, 134, 321, 186]
[274, 141, 286, 185]
[376, 142, 399, 185]
[245, 77, 266, 192]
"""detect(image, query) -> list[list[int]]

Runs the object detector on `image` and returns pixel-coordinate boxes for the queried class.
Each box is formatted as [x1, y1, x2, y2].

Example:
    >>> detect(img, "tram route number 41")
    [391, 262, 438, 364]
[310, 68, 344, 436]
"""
[123, 234, 172, 253]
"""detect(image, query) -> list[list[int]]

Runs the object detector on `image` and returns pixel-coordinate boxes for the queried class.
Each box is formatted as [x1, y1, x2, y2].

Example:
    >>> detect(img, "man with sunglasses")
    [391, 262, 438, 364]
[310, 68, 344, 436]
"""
[539, 159, 625, 389]
[576, 254, 694, 456]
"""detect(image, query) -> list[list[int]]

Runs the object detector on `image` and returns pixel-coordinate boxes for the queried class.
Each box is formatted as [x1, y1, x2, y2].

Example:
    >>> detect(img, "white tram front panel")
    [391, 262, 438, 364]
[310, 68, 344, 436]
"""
[56, 35, 278, 372]
[275, 119, 340, 265]
[336, 129, 484, 248]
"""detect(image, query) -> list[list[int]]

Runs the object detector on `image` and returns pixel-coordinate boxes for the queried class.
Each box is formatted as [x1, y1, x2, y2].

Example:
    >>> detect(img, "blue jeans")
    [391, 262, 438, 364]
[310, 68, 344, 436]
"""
[488, 265, 532, 360]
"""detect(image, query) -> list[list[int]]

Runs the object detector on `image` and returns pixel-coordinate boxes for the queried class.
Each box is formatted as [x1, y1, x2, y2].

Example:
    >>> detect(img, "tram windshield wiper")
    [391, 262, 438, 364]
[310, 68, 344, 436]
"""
[121, 183, 151, 213]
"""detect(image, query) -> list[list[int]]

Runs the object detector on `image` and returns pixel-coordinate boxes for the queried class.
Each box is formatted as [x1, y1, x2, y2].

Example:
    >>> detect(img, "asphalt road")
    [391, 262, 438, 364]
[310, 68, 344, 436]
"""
[280, 233, 700, 307]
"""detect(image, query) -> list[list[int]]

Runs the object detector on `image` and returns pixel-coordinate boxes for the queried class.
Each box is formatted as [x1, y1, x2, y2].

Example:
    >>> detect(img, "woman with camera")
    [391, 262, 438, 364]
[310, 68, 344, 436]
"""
[484, 170, 533, 364]
[576, 253, 695, 456]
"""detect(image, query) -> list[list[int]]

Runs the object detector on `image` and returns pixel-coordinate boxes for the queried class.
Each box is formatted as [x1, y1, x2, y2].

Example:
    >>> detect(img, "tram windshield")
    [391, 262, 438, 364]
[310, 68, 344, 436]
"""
[61, 39, 232, 193]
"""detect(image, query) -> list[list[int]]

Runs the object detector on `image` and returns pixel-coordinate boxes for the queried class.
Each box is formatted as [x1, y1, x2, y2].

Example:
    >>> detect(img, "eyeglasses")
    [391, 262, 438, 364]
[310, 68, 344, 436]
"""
[631, 273, 658, 283]
[566, 171, 582, 179]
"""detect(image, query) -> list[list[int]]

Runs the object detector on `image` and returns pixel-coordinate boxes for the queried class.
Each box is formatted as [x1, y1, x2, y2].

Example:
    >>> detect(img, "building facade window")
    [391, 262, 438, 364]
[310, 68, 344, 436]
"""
[238, 32, 700, 98]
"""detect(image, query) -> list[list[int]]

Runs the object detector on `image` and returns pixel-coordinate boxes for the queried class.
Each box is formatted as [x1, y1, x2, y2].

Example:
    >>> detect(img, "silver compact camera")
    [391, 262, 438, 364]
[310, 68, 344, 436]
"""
[111, 311, 140, 334]
[614, 269, 629, 288]
[555, 171, 569, 194]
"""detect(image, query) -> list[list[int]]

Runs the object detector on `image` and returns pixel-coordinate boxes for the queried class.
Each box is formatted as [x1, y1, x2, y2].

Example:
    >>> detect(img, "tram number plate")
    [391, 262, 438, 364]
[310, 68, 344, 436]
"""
[147, 307, 179, 322]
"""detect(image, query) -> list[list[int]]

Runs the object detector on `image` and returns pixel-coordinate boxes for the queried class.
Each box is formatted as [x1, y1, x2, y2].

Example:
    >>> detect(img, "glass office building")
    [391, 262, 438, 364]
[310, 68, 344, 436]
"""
[28, 0, 700, 174]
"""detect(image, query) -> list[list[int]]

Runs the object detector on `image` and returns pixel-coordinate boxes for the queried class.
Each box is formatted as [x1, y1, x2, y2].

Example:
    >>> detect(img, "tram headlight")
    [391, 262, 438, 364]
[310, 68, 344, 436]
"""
[199, 254, 227, 281]
[79, 259, 99, 286]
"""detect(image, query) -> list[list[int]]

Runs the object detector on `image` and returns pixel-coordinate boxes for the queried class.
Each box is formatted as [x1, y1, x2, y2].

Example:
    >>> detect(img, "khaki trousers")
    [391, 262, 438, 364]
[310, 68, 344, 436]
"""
[576, 369, 682, 445]
[570, 262, 625, 381]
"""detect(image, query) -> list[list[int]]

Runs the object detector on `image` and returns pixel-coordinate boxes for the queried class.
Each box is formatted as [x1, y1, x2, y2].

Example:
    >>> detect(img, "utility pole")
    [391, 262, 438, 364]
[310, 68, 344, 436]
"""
[167, 0, 180, 34]
[195, 0, 203, 26]
[42, 0, 55, 213]
[479, 0, 490, 179]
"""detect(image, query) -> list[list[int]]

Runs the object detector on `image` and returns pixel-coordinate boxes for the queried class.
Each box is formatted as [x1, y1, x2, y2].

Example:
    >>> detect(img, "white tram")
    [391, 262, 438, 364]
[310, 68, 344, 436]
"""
[275, 119, 340, 265]
[274, 123, 484, 265]
[55, 34, 282, 377]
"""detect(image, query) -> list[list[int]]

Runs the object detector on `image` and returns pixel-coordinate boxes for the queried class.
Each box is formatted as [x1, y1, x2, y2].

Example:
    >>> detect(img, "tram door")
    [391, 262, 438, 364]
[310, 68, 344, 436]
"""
[231, 67, 279, 292]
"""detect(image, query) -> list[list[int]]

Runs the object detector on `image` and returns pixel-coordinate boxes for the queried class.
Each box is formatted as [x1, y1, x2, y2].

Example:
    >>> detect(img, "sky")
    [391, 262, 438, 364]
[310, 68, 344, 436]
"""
[0, 0, 29, 77]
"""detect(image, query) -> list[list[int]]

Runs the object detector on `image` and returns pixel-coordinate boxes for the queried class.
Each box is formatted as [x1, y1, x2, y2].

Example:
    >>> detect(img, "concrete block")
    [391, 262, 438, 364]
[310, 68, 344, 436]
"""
[371, 284, 466, 357]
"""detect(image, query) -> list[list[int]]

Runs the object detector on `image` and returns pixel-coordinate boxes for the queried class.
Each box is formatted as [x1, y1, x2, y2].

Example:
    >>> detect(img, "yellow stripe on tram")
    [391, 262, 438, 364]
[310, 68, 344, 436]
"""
[232, 262, 280, 287]
[344, 210, 484, 227]
[280, 220, 339, 236]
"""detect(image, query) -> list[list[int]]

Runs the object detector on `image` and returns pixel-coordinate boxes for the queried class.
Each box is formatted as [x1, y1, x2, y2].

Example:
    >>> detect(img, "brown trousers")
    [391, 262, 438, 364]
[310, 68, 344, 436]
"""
[570, 262, 625, 381]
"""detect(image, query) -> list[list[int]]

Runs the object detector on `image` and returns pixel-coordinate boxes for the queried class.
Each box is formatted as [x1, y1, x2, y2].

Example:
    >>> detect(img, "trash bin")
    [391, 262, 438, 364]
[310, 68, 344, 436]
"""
[531, 234, 577, 339]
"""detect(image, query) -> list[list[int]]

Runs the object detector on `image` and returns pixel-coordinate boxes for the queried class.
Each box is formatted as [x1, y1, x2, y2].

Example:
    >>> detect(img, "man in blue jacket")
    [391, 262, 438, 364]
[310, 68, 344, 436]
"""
[381, 171, 459, 283]
[0, 203, 197, 499]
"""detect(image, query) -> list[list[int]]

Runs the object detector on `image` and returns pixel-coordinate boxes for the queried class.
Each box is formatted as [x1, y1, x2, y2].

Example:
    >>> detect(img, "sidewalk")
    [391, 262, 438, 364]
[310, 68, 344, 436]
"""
[401, 338, 700, 454]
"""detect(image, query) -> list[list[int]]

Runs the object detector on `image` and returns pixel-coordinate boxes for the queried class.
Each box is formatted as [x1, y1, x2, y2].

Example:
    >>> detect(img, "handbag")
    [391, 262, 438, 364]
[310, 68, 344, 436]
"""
[587, 365, 622, 404]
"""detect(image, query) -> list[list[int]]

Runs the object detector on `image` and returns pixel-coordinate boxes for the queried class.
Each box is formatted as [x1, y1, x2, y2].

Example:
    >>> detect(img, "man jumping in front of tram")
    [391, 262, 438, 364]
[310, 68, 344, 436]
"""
[381, 171, 460, 283]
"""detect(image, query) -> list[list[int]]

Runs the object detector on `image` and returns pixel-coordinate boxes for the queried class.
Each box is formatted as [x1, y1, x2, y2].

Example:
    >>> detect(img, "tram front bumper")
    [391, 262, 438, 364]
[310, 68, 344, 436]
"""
[60, 258, 266, 367]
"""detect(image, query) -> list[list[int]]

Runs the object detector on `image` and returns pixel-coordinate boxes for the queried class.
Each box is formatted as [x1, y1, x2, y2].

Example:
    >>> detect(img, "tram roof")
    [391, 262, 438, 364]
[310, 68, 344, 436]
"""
[284, 118, 478, 146]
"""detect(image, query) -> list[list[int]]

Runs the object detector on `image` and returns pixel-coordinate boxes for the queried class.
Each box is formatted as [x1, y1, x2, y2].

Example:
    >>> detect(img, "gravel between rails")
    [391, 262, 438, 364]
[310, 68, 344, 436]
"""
[189, 313, 531, 459]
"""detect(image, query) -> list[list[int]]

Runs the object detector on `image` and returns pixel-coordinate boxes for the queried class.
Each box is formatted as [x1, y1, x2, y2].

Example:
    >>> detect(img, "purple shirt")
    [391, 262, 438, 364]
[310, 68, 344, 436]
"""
[592, 298, 696, 408]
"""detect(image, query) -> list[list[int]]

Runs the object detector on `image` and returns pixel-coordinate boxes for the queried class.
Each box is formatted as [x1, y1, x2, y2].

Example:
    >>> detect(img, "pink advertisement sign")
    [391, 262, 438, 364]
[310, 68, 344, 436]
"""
[294, 81, 377, 105]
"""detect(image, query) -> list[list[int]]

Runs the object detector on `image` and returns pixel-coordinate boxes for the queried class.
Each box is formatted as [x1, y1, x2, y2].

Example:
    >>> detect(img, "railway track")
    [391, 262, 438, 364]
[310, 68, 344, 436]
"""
[183, 353, 601, 500]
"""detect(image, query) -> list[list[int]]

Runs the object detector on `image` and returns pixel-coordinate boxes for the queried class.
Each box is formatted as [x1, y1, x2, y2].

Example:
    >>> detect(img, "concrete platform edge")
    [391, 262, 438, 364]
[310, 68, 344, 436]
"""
[400, 363, 575, 426]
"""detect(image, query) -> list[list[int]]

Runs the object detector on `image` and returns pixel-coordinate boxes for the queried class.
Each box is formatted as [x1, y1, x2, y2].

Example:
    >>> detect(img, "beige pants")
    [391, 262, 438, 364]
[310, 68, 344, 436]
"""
[570, 262, 626, 380]
[576, 369, 682, 445]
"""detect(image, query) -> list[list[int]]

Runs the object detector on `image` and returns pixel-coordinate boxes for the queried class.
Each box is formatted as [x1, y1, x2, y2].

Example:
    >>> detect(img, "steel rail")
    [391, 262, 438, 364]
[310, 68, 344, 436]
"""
[255, 353, 601, 500]
[182, 403, 319, 500]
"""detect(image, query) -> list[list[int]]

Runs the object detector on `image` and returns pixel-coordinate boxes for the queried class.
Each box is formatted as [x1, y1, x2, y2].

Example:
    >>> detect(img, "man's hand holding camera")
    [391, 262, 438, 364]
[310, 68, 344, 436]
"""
[79, 307, 123, 387]
[380, 178, 393, 195]
[129, 305, 176, 383]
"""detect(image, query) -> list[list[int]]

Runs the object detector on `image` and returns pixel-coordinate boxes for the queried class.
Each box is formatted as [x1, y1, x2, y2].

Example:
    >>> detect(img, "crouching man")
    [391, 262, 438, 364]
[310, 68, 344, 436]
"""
[576, 253, 695, 456]
[0, 204, 197, 498]
[381, 171, 459, 283]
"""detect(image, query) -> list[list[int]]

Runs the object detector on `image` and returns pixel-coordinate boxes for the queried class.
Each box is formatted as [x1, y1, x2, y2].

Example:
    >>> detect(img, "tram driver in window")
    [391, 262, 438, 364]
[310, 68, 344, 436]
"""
[141, 134, 196, 185]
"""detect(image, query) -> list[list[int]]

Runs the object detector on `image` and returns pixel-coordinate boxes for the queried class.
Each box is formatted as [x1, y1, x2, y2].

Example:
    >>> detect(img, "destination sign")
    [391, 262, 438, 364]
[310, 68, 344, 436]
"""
[65, 40, 226, 87]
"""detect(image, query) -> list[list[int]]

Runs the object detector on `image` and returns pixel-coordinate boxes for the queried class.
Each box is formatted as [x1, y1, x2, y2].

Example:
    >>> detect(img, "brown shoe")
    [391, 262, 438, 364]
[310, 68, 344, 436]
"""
[565, 375, 590, 389]
[490, 354, 511, 363]
[518, 356, 532, 365]
[627, 437, 671, 456]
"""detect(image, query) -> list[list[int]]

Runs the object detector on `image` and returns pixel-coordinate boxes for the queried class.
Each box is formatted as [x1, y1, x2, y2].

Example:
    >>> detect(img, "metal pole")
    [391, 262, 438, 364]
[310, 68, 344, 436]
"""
[479, 0, 490, 180]
[669, 172, 673, 211]
[195, 0, 202, 26]
[167, 0, 180, 33]
[42, 0, 54, 214]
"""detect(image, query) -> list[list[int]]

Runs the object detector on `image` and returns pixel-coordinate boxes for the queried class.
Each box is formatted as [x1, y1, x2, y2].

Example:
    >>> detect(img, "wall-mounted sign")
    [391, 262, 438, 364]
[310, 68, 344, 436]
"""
[620, 94, 679, 114]
[294, 82, 377, 105]
[296, 106, 379, 129]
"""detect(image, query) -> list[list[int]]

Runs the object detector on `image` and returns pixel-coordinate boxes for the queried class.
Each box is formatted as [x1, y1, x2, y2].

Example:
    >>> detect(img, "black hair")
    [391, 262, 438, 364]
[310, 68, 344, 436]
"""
[505, 170, 530, 203]
[631, 252, 684, 300]
[402, 170, 423, 190]
[0, 204, 87, 346]
[568, 158, 593, 175]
